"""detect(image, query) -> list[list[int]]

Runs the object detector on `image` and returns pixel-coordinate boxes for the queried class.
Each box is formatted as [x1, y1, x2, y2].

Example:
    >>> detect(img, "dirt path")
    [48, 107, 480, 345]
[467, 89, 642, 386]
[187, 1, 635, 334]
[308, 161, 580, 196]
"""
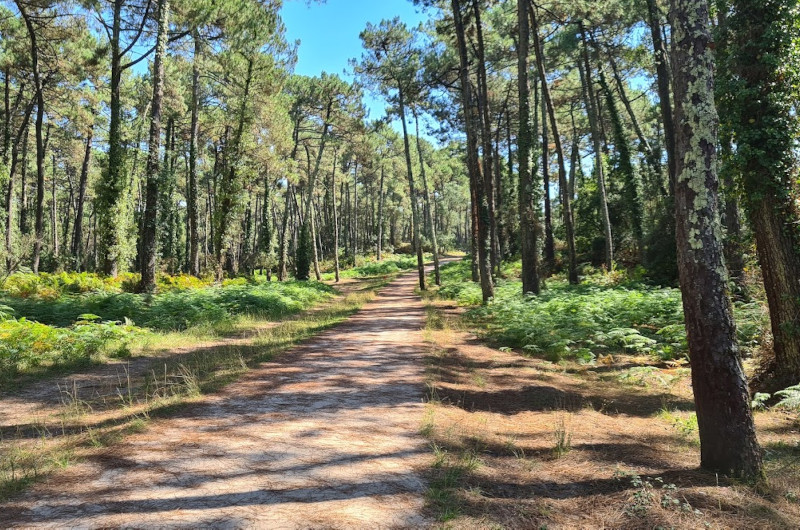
[0, 279, 362, 436]
[1, 272, 432, 528]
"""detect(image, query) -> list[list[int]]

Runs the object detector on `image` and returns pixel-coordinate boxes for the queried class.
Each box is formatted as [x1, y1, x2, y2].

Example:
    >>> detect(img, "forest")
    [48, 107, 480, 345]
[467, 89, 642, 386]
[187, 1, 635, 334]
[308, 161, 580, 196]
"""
[0, 0, 799, 527]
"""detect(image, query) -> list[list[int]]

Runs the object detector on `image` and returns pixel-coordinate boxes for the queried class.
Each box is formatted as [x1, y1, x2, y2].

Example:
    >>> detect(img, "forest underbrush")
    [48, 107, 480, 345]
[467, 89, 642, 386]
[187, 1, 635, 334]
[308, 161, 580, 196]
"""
[421, 261, 800, 528]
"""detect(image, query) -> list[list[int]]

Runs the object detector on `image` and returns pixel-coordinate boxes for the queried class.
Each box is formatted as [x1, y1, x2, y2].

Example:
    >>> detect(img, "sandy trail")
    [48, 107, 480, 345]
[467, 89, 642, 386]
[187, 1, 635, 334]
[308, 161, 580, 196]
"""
[0, 279, 361, 434]
[1, 271, 432, 529]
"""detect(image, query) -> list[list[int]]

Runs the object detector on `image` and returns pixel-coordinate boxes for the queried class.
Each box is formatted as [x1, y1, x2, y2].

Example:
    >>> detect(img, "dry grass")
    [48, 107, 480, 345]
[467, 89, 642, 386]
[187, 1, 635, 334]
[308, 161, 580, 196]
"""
[421, 298, 800, 529]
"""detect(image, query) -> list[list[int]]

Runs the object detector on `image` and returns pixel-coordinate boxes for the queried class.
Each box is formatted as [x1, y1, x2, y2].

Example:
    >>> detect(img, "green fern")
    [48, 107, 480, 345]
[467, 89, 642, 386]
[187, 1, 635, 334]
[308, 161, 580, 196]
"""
[775, 384, 800, 412]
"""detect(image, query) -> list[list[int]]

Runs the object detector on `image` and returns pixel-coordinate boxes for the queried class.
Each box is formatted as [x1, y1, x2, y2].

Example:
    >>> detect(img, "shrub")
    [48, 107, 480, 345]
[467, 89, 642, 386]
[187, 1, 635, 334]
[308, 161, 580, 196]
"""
[1, 279, 334, 332]
[436, 260, 765, 362]
[0, 316, 137, 380]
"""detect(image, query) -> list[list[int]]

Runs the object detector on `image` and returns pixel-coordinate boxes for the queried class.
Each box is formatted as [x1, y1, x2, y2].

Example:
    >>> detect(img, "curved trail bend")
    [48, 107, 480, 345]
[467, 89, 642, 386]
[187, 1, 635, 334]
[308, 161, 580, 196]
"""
[2, 271, 433, 529]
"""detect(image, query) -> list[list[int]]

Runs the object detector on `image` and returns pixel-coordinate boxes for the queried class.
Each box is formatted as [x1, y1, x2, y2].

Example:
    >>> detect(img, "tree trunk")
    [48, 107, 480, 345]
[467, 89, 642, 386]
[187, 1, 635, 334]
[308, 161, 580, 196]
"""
[311, 198, 321, 281]
[376, 164, 385, 262]
[452, 0, 493, 302]
[19, 4, 46, 274]
[517, 0, 540, 295]
[531, 4, 578, 284]
[98, 0, 125, 276]
[413, 108, 440, 285]
[397, 88, 425, 290]
[331, 151, 340, 282]
[607, 51, 661, 178]
[139, 0, 169, 291]
[540, 75, 555, 272]
[277, 187, 291, 282]
[4, 101, 33, 271]
[72, 123, 93, 268]
[579, 24, 614, 271]
[671, 0, 763, 480]
[50, 153, 58, 258]
[187, 32, 201, 276]
[646, 0, 676, 190]
[726, 0, 800, 389]
[19, 124, 29, 237]
[471, 0, 500, 278]
[214, 58, 253, 281]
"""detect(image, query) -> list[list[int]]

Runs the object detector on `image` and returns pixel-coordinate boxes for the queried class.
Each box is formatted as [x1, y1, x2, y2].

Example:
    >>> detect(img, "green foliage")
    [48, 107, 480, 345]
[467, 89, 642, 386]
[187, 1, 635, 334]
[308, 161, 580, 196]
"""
[436, 261, 765, 362]
[755, 383, 800, 413]
[1, 279, 333, 332]
[320, 254, 421, 280]
[0, 271, 215, 300]
[613, 471, 701, 517]
[775, 383, 800, 411]
[0, 317, 136, 381]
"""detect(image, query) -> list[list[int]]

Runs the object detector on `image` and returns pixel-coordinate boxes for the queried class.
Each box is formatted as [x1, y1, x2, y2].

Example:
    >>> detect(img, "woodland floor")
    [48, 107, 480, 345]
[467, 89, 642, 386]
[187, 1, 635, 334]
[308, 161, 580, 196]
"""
[1, 266, 799, 529]
[421, 297, 800, 529]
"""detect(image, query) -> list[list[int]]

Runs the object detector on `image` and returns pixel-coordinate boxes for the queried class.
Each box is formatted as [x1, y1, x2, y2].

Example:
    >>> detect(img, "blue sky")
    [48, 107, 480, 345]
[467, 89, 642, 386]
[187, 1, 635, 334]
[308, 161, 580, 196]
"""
[280, 0, 428, 121]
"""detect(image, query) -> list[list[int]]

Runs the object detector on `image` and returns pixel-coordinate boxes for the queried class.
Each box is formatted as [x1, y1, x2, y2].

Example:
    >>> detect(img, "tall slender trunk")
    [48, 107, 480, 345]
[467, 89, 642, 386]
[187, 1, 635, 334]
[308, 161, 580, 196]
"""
[187, 32, 201, 276]
[471, 0, 499, 278]
[331, 154, 340, 282]
[646, 0, 676, 190]
[579, 24, 613, 271]
[4, 101, 33, 271]
[19, 4, 45, 273]
[19, 125, 29, 236]
[376, 164, 385, 262]
[397, 88, 425, 290]
[300, 102, 332, 281]
[607, 51, 661, 178]
[139, 0, 169, 291]
[413, 108, 440, 285]
[517, 0, 540, 294]
[277, 187, 291, 282]
[452, 0, 492, 301]
[540, 76, 555, 272]
[72, 123, 93, 267]
[50, 153, 58, 258]
[470, 175, 480, 282]
[352, 163, 358, 260]
[214, 58, 253, 281]
[99, 0, 124, 276]
[310, 197, 321, 281]
[671, 0, 762, 480]
[531, 4, 577, 284]
[726, 0, 800, 389]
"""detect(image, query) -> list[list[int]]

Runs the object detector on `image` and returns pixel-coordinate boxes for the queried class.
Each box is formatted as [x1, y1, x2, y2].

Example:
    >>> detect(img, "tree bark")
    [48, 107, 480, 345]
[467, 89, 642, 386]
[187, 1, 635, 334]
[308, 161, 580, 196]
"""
[726, 0, 800, 389]
[646, 0, 676, 190]
[451, 0, 493, 302]
[397, 87, 425, 290]
[331, 153, 340, 282]
[540, 75, 555, 272]
[376, 164, 385, 262]
[187, 32, 201, 276]
[214, 58, 253, 281]
[139, 0, 169, 291]
[72, 123, 93, 268]
[530, 4, 578, 284]
[413, 108, 440, 285]
[517, 0, 540, 295]
[671, 0, 763, 480]
[471, 0, 500, 278]
[4, 100, 33, 271]
[98, 0, 124, 276]
[19, 4, 46, 273]
[579, 25, 614, 271]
